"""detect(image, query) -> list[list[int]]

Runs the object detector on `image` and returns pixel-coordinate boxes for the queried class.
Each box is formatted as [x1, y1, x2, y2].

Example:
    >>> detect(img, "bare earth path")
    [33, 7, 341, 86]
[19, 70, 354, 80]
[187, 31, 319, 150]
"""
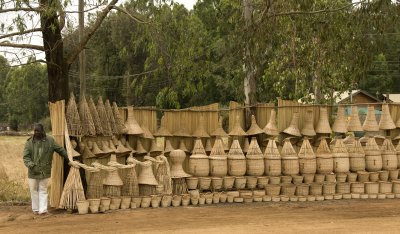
[1, 199, 400, 234]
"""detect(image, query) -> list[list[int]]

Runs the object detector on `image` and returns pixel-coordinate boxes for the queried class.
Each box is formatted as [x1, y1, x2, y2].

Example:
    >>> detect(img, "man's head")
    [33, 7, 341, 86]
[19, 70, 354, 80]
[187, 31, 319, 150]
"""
[33, 123, 46, 140]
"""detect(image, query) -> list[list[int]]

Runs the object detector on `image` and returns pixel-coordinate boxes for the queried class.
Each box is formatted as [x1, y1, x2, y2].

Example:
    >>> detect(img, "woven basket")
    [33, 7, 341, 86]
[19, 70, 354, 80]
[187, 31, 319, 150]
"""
[211, 177, 223, 191]
[281, 184, 296, 196]
[246, 115, 264, 136]
[264, 109, 280, 136]
[369, 172, 379, 182]
[265, 184, 281, 196]
[281, 139, 299, 176]
[301, 110, 316, 136]
[283, 112, 301, 137]
[381, 138, 398, 170]
[379, 182, 392, 193]
[357, 171, 369, 182]
[316, 138, 333, 174]
[314, 174, 325, 183]
[189, 139, 210, 177]
[332, 138, 350, 173]
[303, 174, 314, 183]
[379, 102, 396, 130]
[332, 106, 347, 133]
[209, 138, 228, 177]
[310, 183, 323, 195]
[316, 107, 332, 134]
[363, 105, 379, 131]
[223, 176, 235, 189]
[228, 139, 246, 176]
[298, 138, 317, 174]
[186, 177, 198, 190]
[347, 106, 363, 132]
[296, 184, 310, 196]
[323, 182, 336, 195]
[292, 175, 304, 184]
[257, 177, 269, 189]
[365, 137, 382, 172]
[396, 143, 400, 168]
[347, 173, 357, 182]
[264, 139, 282, 176]
[365, 182, 379, 194]
[389, 169, 399, 181]
[269, 176, 281, 185]
[351, 182, 365, 194]
[198, 177, 211, 190]
[234, 176, 247, 189]
[348, 139, 366, 172]
[246, 176, 258, 189]
[280, 176, 292, 184]
[336, 183, 350, 194]
[246, 137, 265, 176]
[325, 174, 336, 182]
[379, 171, 389, 182]
[392, 181, 400, 193]
[336, 173, 347, 183]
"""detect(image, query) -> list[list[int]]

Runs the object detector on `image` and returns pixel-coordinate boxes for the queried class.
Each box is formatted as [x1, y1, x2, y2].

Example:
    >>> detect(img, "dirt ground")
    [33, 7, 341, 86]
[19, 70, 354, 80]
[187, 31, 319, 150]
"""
[1, 199, 400, 234]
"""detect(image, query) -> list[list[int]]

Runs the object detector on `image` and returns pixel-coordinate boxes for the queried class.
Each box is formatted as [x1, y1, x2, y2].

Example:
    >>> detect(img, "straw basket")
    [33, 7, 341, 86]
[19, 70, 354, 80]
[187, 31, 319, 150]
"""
[336, 183, 350, 194]
[76, 200, 89, 215]
[392, 181, 400, 193]
[316, 138, 333, 174]
[369, 172, 379, 182]
[161, 195, 172, 207]
[211, 177, 223, 191]
[351, 182, 365, 194]
[316, 107, 332, 134]
[281, 139, 299, 176]
[151, 195, 161, 208]
[301, 110, 316, 136]
[257, 177, 269, 189]
[296, 184, 310, 196]
[357, 171, 369, 182]
[209, 138, 228, 177]
[347, 173, 357, 182]
[348, 139, 366, 172]
[332, 138, 350, 173]
[186, 177, 199, 190]
[246, 137, 265, 176]
[283, 112, 301, 137]
[397, 143, 400, 168]
[347, 106, 363, 132]
[389, 169, 399, 181]
[281, 184, 296, 196]
[227, 139, 246, 176]
[379, 171, 389, 182]
[223, 176, 235, 189]
[234, 177, 247, 189]
[189, 139, 210, 177]
[332, 106, 347, 133]
[365, 182, 379, 194]
[303, 174, 314, 183]
[365, 137, 382, 172]
[298, 138, 317, 174]
[325, 174, 336, 182]
[381, 138, 398, 170]
[264, 109, 280, 136]
[292, 175, 304, 184]
[379, 103, 396, 130]
[314, 174, 325, 183]
[264, 139, 282, 176]
[199, 177, 211, 190]
[379, 182, 392, 193]
[363, 105, 379, 132]
[310, 183, 323, 195]
[265, 184, 281, 196]
[246, 176, 258, 189]
[281, 176, 292, 184]
[269, 176, 281, 185]
[323, 183, 336, 195]
[336, 173, 347, 183]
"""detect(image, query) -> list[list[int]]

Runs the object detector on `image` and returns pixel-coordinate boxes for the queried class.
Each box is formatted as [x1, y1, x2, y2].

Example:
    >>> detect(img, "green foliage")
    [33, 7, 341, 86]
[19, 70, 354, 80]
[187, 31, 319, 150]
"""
[0, 55, 10, 122]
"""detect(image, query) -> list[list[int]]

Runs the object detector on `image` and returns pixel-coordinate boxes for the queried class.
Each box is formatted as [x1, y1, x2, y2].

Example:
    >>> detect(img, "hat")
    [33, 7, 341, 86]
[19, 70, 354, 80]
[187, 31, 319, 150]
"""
[125, 106, 144, 135]
[316, 107, 332, 134]
[246, 115, 264, 136]
[191, 138, 207, 155]
[264, 109, 279, 136]
[363, 105, 379, 132]
[112, 102, 128, 134]
[379, 102, 396, 130]
[332, 106, 347, 133]
[263, 138, 280, 159]
[169, 150, 191, 178]
[164, 139, 175, 153]
[229, 115, 247, 136]
[347, 106, 363, 132]
[192, 115, 210, 138]
[283, 112, 301, 137]
[154, 116, 172, 137]
[140, 125, 154, 139]
[301, 110, 316, 136]
[135, 139, 148, 156]
[211, 117, 228, 137]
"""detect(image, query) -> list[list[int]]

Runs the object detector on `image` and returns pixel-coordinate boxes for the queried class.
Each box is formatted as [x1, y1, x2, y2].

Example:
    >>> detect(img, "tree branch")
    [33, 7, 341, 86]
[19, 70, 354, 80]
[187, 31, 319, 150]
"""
[0, 7, 42, 13]
[112, 5, 151, 24]
[0, 28, 42, 40]
[0, 42, 44, 51]
[66, 0, 119, 65]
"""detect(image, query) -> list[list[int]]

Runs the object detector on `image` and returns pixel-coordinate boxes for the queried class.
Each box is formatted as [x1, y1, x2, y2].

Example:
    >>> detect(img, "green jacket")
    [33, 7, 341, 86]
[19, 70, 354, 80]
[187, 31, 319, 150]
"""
[23, 135, 69, 179]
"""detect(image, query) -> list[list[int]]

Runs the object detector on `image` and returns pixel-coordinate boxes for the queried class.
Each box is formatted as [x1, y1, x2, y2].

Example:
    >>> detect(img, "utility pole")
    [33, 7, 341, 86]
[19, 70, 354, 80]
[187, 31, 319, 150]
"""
[79, 0, 86, 98]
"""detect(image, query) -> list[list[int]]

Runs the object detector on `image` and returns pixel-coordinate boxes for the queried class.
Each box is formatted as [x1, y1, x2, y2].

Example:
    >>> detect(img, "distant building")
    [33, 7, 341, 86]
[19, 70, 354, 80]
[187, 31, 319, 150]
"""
[335, 90, 382, 104]
[384, 94, 400, 103]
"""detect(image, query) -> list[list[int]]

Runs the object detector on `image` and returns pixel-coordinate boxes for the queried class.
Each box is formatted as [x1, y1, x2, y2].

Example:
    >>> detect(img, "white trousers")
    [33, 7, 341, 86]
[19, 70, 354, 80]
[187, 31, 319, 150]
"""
[28, 178, 49, 213]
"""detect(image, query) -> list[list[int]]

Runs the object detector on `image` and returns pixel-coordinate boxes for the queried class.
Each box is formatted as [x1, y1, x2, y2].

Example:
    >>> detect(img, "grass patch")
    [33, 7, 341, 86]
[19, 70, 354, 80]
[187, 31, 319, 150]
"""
[0, 179, 30, 203]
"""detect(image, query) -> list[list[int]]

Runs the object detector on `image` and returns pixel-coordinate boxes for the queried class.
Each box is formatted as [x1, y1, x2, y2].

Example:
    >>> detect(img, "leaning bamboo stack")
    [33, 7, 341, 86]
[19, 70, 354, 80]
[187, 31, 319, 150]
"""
[79, 95, 96, 136]
[49, 100, 65, 207]
[105, 100, 119, 135]
[65, 93, 81, 137]
[88, 97, 103, 135]
[97, 97, 113, 136]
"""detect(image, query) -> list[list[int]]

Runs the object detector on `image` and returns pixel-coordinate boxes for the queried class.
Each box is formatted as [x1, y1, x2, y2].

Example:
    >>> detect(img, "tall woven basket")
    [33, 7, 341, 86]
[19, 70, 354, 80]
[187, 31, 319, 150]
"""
[246, 137, 264, 176]
[228, 139, 246, 176]
[348, 138, 365, 172]
[298, 138, 316, 174]
[332, 138, 349, 173]
[281, 139, 299, 176]
[364, 137, 382, 172]
[264, 139, 282, 176]
[381, 138, 398, 170]
[316, 138, 333, 174]
[209, 138, 228, 177]
[189, 139, 210, 177]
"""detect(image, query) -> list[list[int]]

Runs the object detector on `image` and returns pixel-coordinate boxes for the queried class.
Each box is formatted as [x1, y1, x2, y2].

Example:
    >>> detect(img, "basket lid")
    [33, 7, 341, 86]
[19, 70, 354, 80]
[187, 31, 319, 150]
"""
[363, 105, 379, 132]
[154, 116, 172, 137]
[379, 103, 396, 130]
[381, 138, 396, 154]
[150, 139, 163, 153]
[316, 138, 332, 159]
[347, 106, 363, 132]
[264, 138, 281, 159]
[246, 115, 264, 136]
[210, 137, 226, 157]
[246, 137, 263, 159]
[281, 138, 298, 159]
[332, 106, 347, 133]
[348, 138, 365, 158]
[301, 110, 316, 136]
[298, 137, 315, 159]
[332, 138, 349, 158]
[125, 106, 144, 135]
[229, 115, 247, 136]
[140, 125, 154, 139]
[211, 117, 228, 137]
[283, 112, 301, 137]
[191, 138, 207, 155]
[192, 115, 210, 138]
[316, 107, 332, 134]
[135, 139, 148, 155]
[263, 109, 280, 136]
[228, 139, 245, 159]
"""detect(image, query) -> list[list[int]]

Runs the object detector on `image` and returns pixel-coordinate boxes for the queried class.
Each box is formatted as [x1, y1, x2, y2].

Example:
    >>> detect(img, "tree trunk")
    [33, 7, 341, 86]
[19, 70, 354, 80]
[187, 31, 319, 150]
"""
[40, 0, 69, 102]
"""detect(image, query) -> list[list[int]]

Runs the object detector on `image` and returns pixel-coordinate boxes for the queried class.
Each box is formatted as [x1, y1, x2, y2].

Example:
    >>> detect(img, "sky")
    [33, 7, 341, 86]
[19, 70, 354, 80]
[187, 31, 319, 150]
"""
[175, 0, 196, 10]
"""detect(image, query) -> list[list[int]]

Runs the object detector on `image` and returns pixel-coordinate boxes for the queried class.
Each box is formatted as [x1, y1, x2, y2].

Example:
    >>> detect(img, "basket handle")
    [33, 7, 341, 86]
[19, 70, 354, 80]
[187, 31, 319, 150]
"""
[374, 160, 376, 166]
[386, 160, 389, 166]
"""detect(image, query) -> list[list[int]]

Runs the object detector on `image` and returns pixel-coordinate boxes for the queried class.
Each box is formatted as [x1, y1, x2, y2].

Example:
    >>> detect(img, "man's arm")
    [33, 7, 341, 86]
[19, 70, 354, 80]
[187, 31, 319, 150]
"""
[23, 141, 34, 168]
[51, 138, 70, 161]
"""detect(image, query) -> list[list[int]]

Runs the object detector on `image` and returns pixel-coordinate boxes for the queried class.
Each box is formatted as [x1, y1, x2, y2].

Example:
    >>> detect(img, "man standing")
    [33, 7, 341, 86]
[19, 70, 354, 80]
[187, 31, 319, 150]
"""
[23, 123, 76, 215]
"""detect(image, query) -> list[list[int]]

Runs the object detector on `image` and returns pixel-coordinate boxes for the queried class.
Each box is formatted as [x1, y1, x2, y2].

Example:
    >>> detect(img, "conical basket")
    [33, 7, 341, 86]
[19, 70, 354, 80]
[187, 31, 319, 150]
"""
[211, 117, 228, 137]
[169, 150, 191, 178]
[281, 139, 299, 176]
[88, 97, 103, 135]
[381, 138, 398, 170]
[112, 102, 128, 135]
[78, 95, 96, 136]
[264, 139, 281, 176]
[104, 100, 118, 135]
[154, 116, 172, 137]
[283, 112, 301, 137]
[140, 125, 154, 140]
[246, 137, 264, 176]
[332, 106, 347, 133]
[135, 139, 148, 156]
[229, 115, 247, 136]
[347, 106, 363, 132]
[149, 139, 163, 155]
[97, 97, 113, 136]
[192, 115, 210, 138]
[298, 137, 316, 174]
[301, 110, 316, 136]
[263, 109, 280, 136]
[66, 92, 81, 136]
[348, 138, 365, 172]
[316, 107, 332, 134]
[138, 160, 159, 185]
[363, 105, 379, 132]
[315, 138, 333, 174]
[379, 103, 396, 130]
[164, 139, 175, 153]
[246, 115, 264, 136]
[125, 106, 144, 135]
[227, 139, 246, 176]
[332, 138, 349, 173]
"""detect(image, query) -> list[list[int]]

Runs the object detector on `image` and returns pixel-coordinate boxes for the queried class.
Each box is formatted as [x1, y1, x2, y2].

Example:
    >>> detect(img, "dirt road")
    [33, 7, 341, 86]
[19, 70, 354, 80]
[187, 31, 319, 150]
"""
[1, 199, 400, 234]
